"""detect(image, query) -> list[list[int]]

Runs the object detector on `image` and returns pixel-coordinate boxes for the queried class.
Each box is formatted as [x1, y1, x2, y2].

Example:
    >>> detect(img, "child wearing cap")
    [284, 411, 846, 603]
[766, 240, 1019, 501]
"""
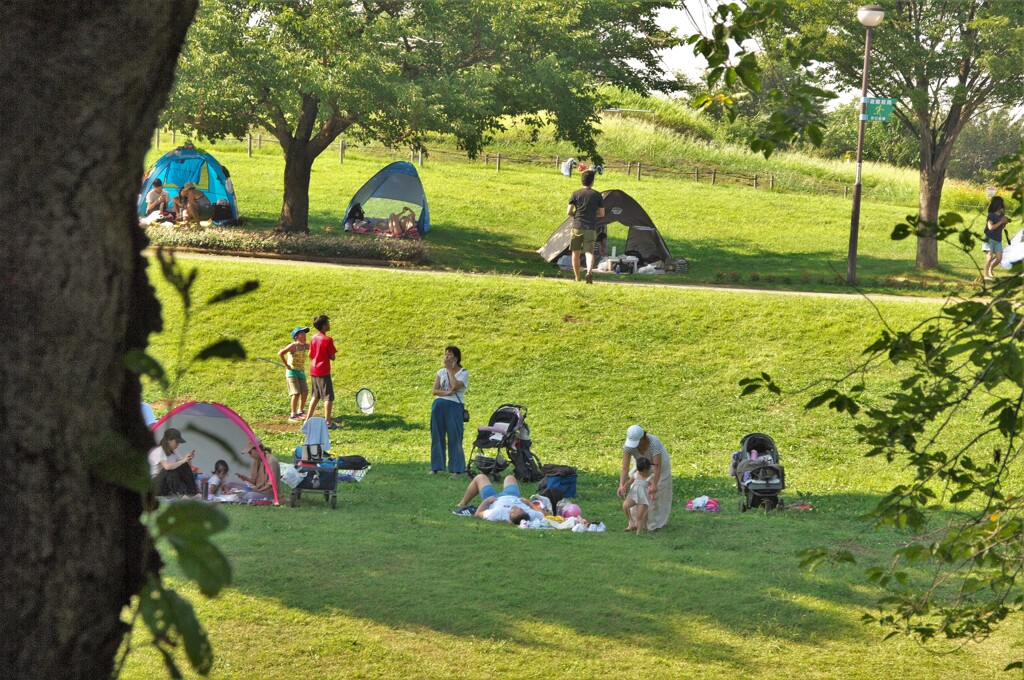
[278, 326, 310, 422]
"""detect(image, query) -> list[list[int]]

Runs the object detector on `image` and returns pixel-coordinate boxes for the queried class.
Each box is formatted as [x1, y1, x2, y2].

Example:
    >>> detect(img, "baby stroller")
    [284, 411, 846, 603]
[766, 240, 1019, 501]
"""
[470, 404, 542, 481]
[730, 433, 785, 511]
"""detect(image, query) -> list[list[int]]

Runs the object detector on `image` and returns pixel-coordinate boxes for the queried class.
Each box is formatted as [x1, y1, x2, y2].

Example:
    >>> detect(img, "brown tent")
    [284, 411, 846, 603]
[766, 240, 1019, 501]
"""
[537, 189, 673, 265]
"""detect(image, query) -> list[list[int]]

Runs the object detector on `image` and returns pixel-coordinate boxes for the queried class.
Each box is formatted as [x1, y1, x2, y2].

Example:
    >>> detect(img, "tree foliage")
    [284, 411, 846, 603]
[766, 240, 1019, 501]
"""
[163, 0, 676, 231]
[685, 0, 1024, 270]
[743, 147, 1024, 670]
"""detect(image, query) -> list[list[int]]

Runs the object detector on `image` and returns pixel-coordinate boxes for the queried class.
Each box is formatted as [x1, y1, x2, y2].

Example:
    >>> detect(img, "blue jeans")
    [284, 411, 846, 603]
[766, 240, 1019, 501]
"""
[430, 398, 465, 473]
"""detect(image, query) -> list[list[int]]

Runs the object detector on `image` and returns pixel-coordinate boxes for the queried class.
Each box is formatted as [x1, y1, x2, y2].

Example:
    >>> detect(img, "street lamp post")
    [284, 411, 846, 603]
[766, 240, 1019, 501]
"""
[847, 4, 885, 286]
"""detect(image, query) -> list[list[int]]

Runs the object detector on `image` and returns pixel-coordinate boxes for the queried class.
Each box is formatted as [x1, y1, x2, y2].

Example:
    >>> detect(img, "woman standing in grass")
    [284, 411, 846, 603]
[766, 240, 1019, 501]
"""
[430, 346, 468, 476]
[617, 425, 672, 531]
[984, 195, 1011, 280]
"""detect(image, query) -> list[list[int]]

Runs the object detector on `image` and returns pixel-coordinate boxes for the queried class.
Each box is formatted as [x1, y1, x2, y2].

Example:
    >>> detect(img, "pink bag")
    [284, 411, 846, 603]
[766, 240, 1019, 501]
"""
[685, 497, 720, 512]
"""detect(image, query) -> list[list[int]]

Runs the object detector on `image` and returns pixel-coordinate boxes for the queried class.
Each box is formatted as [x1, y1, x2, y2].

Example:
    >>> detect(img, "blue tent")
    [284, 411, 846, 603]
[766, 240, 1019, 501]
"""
[343, 161, 430, 234]
[139, 147, 239, 219]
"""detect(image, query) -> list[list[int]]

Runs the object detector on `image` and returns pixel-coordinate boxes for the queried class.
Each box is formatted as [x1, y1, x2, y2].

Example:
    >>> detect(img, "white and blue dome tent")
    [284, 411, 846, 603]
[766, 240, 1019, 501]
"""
[139, 146, 238, 220]
[342, 161, 430, 235]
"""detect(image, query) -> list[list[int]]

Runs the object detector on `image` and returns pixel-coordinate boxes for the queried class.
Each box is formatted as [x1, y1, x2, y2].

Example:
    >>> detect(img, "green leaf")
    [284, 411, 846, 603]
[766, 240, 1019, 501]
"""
[165, 587, 214, 674]
[806, 123, 824, 147]
[139, 576, 172, 638]
[207, 280, 259, 304]
[168, 536, 232, 597]
[194, 339, 246, 362]
[157, 501, 230, 540]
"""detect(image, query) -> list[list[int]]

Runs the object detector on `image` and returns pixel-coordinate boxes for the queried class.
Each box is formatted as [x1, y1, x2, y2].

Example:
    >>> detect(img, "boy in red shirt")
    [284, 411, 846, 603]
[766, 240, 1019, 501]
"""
[304, 315, 339, 429]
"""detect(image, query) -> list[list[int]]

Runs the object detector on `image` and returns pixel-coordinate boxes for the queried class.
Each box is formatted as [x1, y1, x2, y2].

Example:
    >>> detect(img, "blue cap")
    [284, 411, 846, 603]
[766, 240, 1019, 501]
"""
[291, 326, 310, 338]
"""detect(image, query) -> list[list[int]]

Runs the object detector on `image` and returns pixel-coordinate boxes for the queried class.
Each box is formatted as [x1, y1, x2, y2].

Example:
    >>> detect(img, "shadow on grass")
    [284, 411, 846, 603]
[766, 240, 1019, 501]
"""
[206, 462, 894, 668]
[343, 413, 425, 432]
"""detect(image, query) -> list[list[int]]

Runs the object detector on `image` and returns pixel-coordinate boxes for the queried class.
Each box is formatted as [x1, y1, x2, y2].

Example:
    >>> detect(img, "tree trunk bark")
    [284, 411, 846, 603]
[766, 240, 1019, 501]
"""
[916, 167, 945, 270]
[0, 2, 195, 677]
[277, 142, 314, 233]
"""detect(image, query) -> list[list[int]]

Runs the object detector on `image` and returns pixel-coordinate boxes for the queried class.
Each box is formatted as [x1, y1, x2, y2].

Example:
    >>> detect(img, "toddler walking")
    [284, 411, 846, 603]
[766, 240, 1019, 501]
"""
[622, 456, 652, 535]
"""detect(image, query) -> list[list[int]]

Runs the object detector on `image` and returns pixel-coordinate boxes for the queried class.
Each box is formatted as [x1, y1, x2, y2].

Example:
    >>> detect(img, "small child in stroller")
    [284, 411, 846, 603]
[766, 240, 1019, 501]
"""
[622, 456, 652, 534]
[731, 433, 786, 512]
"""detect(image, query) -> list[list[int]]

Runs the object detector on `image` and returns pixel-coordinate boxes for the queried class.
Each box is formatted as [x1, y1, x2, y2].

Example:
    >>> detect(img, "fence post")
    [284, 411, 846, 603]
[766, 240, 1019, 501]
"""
[753, 174, 758, 189]
[711, 168, 716, 185]
[770, 175, 774, 190]
[247, 134, 252, 157]
[636, 162, 641, 181]
[154, 129, 160, 151]
[695, 168, 699, 182]
[555, 155, 560, 169]
[258, 134, 262, 149]
[626, 161, 632, 175]
[418, 148, 423, 166]
[496, 154, 501, 172]
[339, 139, 346, 163]
[485, 153, 490, 166]
[845, 186, 849, 199]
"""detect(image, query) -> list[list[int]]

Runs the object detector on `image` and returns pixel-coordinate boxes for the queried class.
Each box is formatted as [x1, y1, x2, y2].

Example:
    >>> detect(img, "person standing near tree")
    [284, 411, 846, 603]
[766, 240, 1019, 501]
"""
[984, 195, 1011, 281]
[566, 169, 605, 283]
[304, 315, 339, 430]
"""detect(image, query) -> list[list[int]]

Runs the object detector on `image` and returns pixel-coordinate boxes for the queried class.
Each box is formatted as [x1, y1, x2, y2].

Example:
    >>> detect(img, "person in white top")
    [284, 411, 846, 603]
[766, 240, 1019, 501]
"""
[148, 428, 199, 497]
[429, 345, 469, 476]
[454, 474, 545, 525]
[145, 178, 170, 213]
[617, 425, 673, 531]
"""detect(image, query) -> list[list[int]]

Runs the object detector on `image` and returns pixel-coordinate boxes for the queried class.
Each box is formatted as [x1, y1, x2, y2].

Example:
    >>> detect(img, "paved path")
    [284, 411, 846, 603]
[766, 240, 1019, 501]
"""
[163, 249, 958, 306]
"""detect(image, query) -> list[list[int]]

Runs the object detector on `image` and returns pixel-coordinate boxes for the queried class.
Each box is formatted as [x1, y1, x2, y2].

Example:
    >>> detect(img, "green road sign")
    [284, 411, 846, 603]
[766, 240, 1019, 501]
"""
[861, 97, 896, 122]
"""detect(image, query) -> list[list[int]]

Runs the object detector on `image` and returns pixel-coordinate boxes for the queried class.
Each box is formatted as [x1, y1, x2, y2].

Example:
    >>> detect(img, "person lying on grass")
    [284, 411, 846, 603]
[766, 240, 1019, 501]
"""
[453, 473, 544, 525]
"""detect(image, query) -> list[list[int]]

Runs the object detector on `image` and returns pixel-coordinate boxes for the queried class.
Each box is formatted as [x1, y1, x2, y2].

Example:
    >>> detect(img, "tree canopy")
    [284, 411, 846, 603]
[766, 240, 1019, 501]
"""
[163, 0, 677, 231]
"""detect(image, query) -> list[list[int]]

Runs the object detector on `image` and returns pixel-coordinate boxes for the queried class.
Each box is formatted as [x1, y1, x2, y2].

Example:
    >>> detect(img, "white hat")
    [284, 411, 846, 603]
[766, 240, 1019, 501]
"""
[624, 425, 645, 449]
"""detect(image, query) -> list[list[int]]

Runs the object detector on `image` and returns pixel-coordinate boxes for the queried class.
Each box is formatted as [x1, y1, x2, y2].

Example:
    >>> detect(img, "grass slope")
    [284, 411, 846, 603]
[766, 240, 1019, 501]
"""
[121, 257, 1021, 678]
[146, 139, 994, 295]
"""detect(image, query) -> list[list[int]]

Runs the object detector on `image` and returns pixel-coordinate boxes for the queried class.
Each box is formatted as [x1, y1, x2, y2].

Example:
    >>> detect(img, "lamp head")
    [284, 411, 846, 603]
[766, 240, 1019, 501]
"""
[857, 4, 885, 27]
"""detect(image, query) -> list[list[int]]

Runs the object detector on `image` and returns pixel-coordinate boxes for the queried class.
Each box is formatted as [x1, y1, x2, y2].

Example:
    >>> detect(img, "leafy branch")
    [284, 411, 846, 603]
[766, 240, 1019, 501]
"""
[744, 148, 1024, 670]
[112, 248, 259, 677]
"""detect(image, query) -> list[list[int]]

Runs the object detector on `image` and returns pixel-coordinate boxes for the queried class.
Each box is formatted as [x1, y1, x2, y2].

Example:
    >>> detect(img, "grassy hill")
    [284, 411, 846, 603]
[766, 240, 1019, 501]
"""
[145, 124, 997, 295]
[120, 257, 1022, 678]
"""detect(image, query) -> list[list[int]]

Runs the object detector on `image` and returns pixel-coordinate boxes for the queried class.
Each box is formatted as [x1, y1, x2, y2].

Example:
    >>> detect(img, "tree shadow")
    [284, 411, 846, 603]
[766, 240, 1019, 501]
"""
[342, 413, 425, 432]
[202, 463, 898, 668]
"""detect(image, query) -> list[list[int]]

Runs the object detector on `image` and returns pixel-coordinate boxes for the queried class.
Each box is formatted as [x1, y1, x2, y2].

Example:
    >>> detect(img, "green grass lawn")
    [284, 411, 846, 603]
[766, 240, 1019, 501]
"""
[144, 126, 998, 296]
[121, 257, 1022, 678]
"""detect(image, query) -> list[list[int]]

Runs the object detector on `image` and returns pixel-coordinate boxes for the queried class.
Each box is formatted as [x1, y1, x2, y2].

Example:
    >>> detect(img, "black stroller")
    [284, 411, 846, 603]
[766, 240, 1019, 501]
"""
[470, 404, 542, 481]
[730, 433, 786, 511]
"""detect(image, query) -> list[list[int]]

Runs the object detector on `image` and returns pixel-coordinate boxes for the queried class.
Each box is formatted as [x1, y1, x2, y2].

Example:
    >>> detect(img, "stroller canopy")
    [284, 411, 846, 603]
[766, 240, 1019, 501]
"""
[152, 401, 279, 504]
[342, 161, 430, 235]
[139, 147, 239, 218]
[537, 189, 672, 265]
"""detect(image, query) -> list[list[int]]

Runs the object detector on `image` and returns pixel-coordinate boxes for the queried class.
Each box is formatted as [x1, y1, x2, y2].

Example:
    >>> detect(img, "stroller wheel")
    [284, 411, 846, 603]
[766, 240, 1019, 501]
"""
[763, 497, 778, 511]
[330, 493, 337, 510]
[290, 491, 298, 508]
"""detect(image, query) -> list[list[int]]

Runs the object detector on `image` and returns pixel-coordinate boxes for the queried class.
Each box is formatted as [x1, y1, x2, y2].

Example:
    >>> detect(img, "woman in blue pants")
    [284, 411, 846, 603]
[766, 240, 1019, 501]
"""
[430, 346, 469, 476]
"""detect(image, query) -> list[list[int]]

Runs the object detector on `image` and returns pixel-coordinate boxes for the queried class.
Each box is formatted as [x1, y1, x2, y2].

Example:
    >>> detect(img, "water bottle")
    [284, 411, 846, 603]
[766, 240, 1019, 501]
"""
[615, 263, 621, 275]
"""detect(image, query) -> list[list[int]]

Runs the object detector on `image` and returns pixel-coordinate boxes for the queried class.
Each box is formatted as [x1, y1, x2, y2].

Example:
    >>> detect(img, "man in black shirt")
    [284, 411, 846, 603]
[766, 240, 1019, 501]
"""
[567, 170, 605, 283]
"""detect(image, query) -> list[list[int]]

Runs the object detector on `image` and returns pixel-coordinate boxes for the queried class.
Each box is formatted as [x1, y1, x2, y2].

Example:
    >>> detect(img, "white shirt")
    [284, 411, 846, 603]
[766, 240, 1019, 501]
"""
[148, 445, 181, 477]
[436, 367, 469, 403]
[481, 495, 544, 523]
[146, 187, 169, 209]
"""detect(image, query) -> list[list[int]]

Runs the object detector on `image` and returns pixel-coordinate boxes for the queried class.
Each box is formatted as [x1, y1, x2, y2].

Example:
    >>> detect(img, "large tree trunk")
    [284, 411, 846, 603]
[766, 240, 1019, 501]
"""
[0, 2, 196, 677]
[916, 165, 946, 270]
[278, 141, 315, 233]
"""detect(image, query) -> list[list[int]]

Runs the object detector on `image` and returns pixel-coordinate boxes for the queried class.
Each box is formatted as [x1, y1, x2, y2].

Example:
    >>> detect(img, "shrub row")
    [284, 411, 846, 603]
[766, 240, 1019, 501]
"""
[144, 224, 429, 265]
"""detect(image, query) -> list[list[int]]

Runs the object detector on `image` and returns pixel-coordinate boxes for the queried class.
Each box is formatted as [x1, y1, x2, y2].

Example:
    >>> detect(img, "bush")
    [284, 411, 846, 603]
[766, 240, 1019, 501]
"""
[144, 224, 429, 265]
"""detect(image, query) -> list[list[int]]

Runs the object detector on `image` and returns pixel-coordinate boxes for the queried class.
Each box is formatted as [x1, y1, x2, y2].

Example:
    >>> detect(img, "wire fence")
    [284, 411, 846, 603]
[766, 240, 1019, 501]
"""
[152, 129, 990, 212]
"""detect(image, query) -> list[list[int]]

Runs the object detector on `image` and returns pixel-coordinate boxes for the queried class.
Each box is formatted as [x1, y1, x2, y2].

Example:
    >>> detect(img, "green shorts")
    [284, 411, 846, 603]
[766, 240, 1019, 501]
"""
[570, 228, 596, 254]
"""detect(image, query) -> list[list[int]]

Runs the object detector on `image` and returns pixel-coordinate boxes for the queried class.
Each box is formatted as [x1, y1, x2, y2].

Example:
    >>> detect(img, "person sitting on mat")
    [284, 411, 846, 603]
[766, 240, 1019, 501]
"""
[148, 428, 200, 497]
[453, 473, 544, 525]
[237, 439, 280, 502]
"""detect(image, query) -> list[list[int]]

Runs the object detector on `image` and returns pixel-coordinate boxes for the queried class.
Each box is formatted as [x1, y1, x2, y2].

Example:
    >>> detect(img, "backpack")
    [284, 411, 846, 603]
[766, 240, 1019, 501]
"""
[509, 443, 544, 483]
[336, 455, 370, 470]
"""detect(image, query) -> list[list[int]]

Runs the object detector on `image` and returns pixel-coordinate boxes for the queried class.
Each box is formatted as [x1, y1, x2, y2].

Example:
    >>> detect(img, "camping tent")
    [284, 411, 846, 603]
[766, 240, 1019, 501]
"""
[139, 147, 239, 220]
[537, 189, 672, 266]
[151, 401, 279, 504]
[342, 161, 430, 234]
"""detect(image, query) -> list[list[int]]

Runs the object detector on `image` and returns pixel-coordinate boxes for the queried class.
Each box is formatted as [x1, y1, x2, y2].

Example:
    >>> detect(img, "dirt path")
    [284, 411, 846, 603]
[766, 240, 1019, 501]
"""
[160, 249, 959, 306]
